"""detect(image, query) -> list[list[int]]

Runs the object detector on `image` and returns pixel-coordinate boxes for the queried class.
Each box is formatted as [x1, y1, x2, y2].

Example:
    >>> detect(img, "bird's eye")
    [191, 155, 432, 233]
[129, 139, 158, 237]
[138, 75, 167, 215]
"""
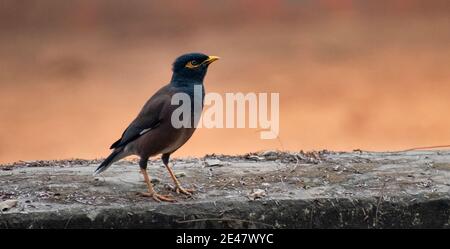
[185, 60, 199, 68]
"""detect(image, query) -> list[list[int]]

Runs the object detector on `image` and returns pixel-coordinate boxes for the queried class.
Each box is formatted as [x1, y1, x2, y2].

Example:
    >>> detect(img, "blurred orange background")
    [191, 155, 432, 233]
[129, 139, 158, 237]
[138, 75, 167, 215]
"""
[1, 0, 450, 163]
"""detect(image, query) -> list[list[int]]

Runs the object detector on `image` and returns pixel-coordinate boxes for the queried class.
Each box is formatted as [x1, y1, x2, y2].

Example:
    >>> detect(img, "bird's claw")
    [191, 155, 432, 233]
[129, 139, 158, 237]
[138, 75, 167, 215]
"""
[138, 192, 175, 202]
[175, 186, 195, 196]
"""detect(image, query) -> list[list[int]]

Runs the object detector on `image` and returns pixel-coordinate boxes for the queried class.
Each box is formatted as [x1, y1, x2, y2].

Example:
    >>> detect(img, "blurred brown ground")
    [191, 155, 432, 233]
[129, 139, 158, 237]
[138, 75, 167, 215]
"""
[0, 0, 449, 163]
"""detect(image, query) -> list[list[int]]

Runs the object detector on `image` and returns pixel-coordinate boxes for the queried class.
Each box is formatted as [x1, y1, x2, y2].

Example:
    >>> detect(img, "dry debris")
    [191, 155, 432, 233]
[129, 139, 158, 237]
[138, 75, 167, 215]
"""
[244, 150, 328, 164]
[204, 159, 226, 167]
[0, 199, 18, 212]
[248, 189, 267, 200]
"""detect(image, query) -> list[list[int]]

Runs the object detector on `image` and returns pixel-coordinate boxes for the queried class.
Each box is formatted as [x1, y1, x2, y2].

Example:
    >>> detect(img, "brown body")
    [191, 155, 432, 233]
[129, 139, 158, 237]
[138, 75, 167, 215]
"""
[122, 84, 200, 160]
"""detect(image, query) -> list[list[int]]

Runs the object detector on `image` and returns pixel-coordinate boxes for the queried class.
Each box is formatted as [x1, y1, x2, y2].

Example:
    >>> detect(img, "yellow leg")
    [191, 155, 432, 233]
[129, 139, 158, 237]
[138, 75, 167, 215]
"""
[139, 168, 175, 202]
[164, 163, 194, 196]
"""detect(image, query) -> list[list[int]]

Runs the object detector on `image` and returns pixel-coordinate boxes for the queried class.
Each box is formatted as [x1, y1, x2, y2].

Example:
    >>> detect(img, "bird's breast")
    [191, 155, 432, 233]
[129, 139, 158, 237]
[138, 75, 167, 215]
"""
[159, 126, 197, 155]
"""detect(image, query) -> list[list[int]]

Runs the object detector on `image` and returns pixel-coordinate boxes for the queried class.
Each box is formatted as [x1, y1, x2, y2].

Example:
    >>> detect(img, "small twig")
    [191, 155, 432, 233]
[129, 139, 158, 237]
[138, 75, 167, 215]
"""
[374, 181, 387, 227]
[218, 208, 236, 216]
[254, 129, 285, 151]
[290, 154, 301, 172]
[176, 218, 275, 228]
[391, 144, 450, 153]
[219, 179, 235, 190]
[64, 215, 73, 229]
[276, 136, 285, 151]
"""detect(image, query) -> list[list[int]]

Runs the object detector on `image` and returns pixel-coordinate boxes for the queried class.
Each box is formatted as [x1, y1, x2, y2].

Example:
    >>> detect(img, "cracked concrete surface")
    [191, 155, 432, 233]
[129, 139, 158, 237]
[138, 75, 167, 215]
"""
[0, 150, 449, 228]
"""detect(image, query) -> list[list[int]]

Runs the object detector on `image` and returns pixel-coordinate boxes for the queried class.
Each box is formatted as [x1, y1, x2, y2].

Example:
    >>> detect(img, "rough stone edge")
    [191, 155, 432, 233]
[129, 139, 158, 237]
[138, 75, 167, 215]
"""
[1, 197, 449, 229]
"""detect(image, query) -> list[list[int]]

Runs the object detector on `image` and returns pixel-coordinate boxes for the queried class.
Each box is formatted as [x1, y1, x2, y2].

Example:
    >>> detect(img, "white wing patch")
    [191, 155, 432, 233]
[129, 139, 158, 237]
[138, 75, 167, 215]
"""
[139, 128, 152, 135]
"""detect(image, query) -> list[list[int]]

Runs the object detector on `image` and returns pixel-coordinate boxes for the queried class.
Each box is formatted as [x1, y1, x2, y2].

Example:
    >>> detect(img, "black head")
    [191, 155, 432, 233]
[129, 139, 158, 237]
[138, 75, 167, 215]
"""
[171, 53, 219, 84]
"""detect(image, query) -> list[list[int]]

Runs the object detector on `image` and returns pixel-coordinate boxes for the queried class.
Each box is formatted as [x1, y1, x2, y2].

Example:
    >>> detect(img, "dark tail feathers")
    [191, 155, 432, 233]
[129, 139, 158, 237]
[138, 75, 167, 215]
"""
[94, 148, 124, 175]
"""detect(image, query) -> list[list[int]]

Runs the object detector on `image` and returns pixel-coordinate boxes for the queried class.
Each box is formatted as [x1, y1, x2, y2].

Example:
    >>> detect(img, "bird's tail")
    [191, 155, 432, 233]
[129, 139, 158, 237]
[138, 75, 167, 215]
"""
[94, 148, 126, 175]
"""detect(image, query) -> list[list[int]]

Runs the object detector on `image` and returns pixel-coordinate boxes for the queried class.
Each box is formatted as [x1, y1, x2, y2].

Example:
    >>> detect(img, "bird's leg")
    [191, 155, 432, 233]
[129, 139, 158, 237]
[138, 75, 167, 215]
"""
[138, 159, 174, 202]
[139, 168, 175, 202]
[162, 154, 194, 196]
[165, 164, 195, 195]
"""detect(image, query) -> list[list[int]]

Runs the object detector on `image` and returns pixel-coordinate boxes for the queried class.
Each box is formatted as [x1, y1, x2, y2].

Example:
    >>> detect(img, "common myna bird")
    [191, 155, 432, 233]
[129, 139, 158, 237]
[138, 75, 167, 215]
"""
[94, 53, 219, 202]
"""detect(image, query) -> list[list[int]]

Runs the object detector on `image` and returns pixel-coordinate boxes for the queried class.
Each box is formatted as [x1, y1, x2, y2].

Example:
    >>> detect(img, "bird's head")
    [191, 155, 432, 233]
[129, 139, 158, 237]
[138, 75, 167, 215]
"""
[171, 53, 219, 84]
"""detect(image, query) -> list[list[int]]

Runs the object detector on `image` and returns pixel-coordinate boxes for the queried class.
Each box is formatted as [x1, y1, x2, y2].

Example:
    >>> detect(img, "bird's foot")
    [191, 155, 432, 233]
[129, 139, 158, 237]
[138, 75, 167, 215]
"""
[138, 192, 175, 202]
[174, 186, 195, 196]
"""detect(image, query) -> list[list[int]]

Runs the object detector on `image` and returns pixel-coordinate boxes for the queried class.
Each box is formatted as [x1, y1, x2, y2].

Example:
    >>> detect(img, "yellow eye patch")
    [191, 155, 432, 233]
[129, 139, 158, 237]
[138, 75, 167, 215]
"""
[185, 60, 200, 69]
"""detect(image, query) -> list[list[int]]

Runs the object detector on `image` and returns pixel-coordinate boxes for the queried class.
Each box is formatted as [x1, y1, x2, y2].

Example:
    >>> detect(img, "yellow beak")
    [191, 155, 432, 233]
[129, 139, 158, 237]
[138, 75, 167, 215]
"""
[203, 55, 220, 65]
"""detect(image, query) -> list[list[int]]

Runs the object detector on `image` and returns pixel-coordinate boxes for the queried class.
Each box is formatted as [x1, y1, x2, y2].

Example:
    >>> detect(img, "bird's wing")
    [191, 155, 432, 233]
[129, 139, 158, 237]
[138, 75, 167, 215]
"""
[110, 85, 172, 149]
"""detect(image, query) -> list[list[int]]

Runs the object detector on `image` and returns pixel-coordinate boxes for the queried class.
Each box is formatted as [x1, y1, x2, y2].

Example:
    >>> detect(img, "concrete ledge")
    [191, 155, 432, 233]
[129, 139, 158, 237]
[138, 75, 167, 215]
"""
[1, 151, 449, 228]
